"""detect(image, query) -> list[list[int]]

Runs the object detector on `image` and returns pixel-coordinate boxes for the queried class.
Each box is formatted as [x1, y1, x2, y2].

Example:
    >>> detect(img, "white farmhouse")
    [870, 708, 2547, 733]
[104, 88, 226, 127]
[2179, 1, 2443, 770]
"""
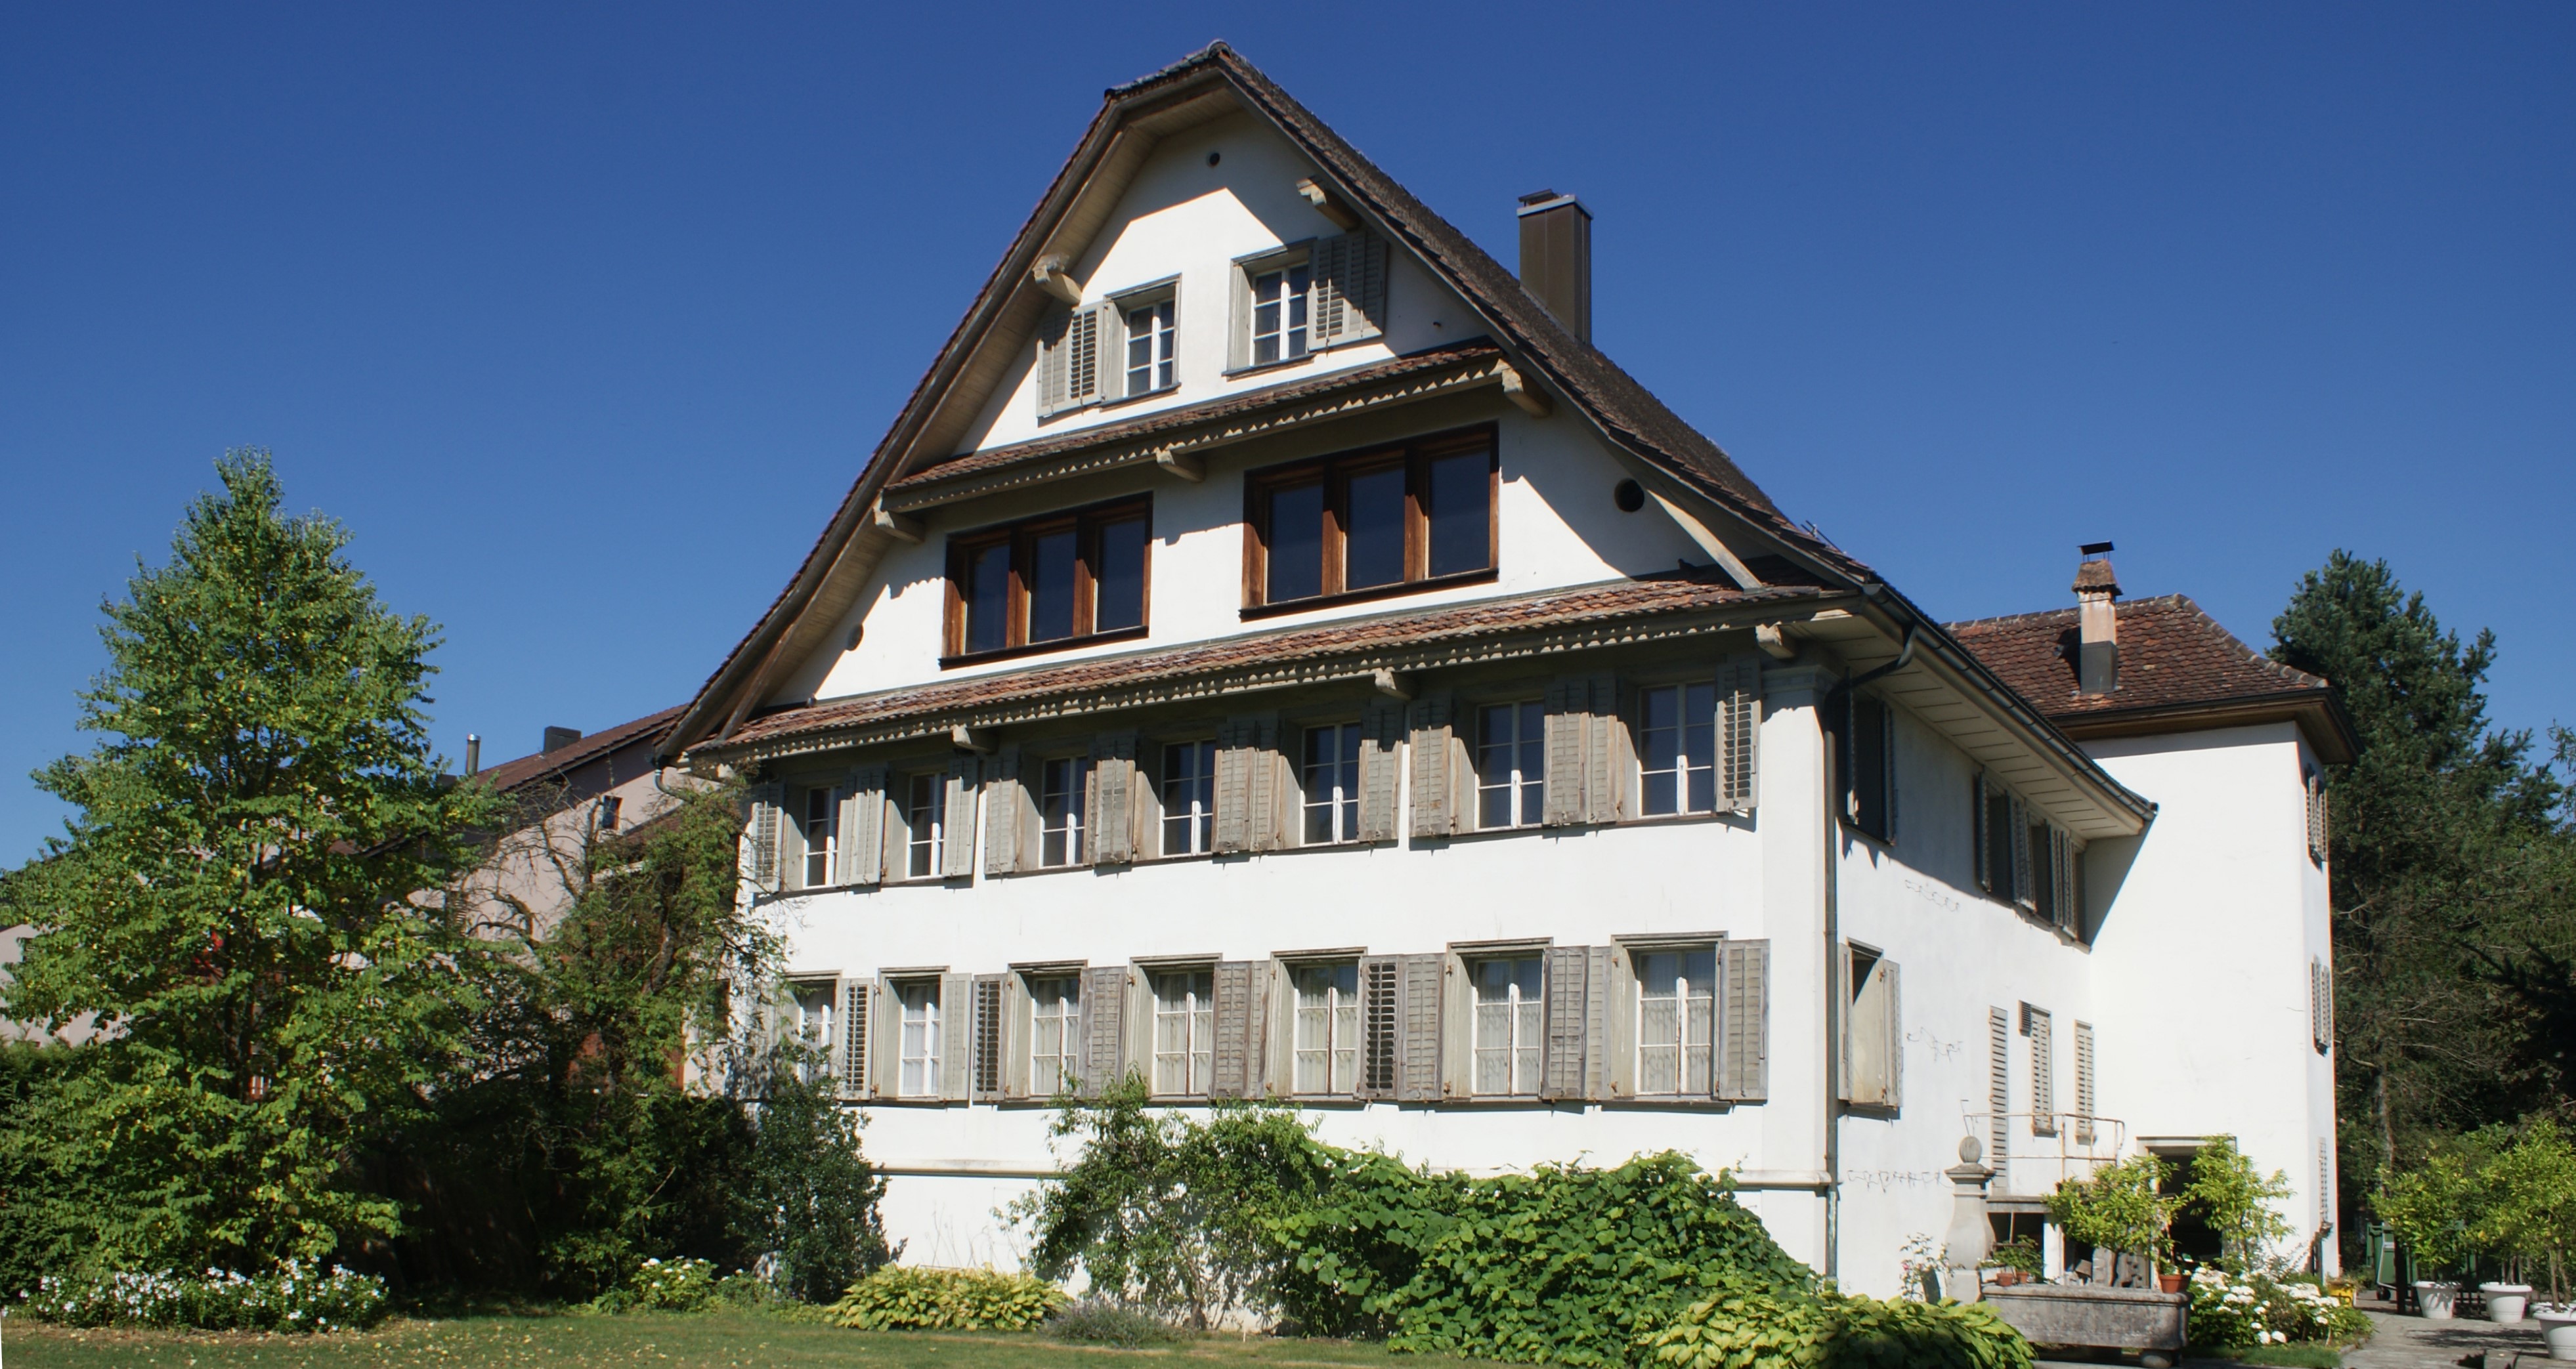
[660, 44, 2349, 1293]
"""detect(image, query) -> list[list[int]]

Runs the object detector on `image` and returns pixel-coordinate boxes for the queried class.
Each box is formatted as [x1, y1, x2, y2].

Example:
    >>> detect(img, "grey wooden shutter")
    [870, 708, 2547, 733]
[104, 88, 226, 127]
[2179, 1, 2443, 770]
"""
[971, 974, 1006, 1101]
[1583, 674, 1621, 825]
[1408, 692, 1456, 837]
[1071, 303, 1109, 406]
[983, 746, 1023, 876]
[1583, 945, 1614, 1101]
[2073, 1021, 2097, 1144]
[872, 977, 902, 1099]
[1246, 715, 1283, 852]
[839, 980, 874, 1099]
[1541, 679, 1581, 826]
[1358, 956, 1400, 1101]
[1090, 731, 1137, 866]
[841, 763, 889, 887]
[1540, 944, 1591, 1102]
[1209, 960, 1260, 1099]
[939, 973, 972, 1101]
[1082, 964, 1126, 1097]
[1971, 773, 1991, 893]
[1037, 304, 1108, 416]
[1722, 656, 1761, 811]
[1358, 699, 1405, 842]
[1213, 719, 1253, 854]
[2026, 1005, 2055, 1133]
[941, 756, 979, 879]
[1037, 308, 1072, 415]
[1719, 939, 1769, 1101]
[1987, 1007, 2011, 1165]
[2007, 797, 2032, 907]
[1885, 961, 1903, 1110]
[1312, 230, 1386, 347]
[744, 781, 784, 885]
[2051, 828, 2078, 935]
[1398, 954, 1444, 1102]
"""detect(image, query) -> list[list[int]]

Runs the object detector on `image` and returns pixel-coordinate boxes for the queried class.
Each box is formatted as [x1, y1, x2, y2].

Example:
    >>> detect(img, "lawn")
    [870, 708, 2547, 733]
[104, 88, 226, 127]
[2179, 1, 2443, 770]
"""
[0, 1310, 1467, 1369]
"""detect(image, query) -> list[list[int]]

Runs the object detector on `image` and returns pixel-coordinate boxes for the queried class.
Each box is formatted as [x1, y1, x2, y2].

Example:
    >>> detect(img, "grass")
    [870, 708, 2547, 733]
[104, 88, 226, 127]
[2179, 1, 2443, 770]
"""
[2203, 1344, 2346, 1368]
[0, 1309, 1465, 1369]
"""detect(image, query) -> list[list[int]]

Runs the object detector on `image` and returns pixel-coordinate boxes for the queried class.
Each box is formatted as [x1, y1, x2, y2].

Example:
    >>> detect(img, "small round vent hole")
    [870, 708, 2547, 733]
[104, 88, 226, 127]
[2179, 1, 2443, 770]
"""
[1614, 479, 1646, 513]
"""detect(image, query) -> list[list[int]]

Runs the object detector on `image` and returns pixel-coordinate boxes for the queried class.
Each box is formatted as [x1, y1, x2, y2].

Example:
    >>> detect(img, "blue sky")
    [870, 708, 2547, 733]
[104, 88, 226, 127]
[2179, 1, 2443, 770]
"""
[3, 5, 2569, 862]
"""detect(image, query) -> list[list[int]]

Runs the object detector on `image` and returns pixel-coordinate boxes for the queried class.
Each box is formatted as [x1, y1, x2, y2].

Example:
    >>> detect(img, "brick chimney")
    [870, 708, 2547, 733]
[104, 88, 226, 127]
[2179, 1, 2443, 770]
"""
[1516, 190, 1592, 341]
[2074, 543, 2119, 694]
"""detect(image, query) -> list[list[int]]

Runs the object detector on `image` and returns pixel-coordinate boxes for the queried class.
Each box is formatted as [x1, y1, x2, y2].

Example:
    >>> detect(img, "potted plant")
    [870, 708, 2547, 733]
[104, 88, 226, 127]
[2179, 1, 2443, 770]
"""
[2382, 1142, 2478, 1320]
[2048, 1153, 2178, 1290]
[2488, 1120, 2576, 1358]
[1985, 1234, 2042, 1287]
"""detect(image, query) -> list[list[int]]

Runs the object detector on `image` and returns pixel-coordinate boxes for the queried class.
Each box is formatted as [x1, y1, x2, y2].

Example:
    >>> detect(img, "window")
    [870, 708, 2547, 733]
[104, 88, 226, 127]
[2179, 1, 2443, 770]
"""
[1039, 757, 1090, 868]
[897, 980, 941, 1098]
[1974, 774, 2020, 901]
[1245, 430, 1495, 612]
[1152, 969, 1215, 1096]
[1476, 700, 1545, 830]
[801, 786, 838, 888]
[1161, 740, 1216, 856]
[787, 979, 836, 1084]
[1247, 255, 1312, 366]
[946, 499, 1151, 660]
[1845, 945, 1900, 1108]
[1121, 290, 1176, 398]
[1292, 963, 1361, 1095]
[1470, 956, 1544, 1096]
[1300, 723, 1362, 845]
[1234, 232, 1385, 371]
[1029, 975, 1081, 1095]
[1639, 683, 1719, 816]
[594, 795, 622, 832]
[1635, 947, 1716, 1097]
[1837, 694, 1895, 842]
[903, 772, 944, 878]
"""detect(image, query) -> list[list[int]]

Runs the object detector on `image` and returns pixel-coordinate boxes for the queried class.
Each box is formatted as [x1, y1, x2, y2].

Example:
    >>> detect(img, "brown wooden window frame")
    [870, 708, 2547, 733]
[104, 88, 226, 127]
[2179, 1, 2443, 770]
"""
[1241, 425, 1499, 618]
[943, 496, 1153, 666]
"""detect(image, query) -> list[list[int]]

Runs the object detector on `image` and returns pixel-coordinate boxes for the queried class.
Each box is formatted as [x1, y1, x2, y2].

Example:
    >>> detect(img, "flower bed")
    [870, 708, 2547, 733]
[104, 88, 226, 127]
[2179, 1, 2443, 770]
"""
[16, 1261, 387, 1332]
[2185, 1268, 2367, 1351]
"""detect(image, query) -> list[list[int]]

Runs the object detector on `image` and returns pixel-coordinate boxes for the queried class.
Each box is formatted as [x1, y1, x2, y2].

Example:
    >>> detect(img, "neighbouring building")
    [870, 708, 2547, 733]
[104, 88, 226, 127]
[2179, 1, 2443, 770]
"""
[450, 707, 689, 942]
[655, 44, 2348, 1289]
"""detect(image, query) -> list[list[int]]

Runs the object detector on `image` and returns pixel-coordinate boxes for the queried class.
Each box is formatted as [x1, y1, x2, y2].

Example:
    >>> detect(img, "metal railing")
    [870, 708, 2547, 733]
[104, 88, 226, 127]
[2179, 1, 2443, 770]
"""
[1962, 1112, 2129, 1194]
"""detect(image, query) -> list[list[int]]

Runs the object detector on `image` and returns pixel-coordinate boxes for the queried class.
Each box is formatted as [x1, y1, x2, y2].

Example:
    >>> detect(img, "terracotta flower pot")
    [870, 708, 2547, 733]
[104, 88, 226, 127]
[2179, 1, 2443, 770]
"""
[2157, 1273, 2187, 1294]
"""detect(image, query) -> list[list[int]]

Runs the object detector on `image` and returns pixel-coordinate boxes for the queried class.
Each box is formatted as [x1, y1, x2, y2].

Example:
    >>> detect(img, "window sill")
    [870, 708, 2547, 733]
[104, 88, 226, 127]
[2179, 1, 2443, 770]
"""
[1222, 354, 1318, 381]
[1601, 1097, 1750, 1112]
[1098, 383, 1180, 410]
[1243, 567, 1498, 621]
[941, 624, 1149, 670]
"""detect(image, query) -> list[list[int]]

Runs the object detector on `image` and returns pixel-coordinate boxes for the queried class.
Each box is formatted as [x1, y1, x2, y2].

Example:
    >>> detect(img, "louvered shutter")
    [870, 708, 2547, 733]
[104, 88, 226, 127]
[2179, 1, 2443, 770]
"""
[1037, 303, 1108, 416]
[1245, 715, 1284, 853]
[2073, 1021, 2097, 1145]
[840, 764, 888, 887]
[1722, 656, 1762, 811]
[1398, 954, 1444, 1103]
[839, 980, 874, 1099]
[1082, 964, 1127, 1097]
[2053, 830, 2080, 935]
[1583, 674, 1621, 825]
[1213, 719, 1255, 854]
[1312, 230, 1386, 347]
[1884, 961, 1903, 1110]
[1037, 308, 1071, 414]
[970, 974, 1006, 1101]
[1719, 939, 1769, 1101]
[1972, 773, 1991, 893]
[1540, 944, 1591, 1102]
[1209, 961, 1261, 1098]
[744, 781, 784, 885]
[1357, 699, 1405, 842]
[872, 977, 902, 1099]
[1408, 692, 1456, 837]
[940, 757, 979, 879]
[1543, 679, 1586, 827]
[1090, 732, 1137, 866]
[1357, 956, 1400, 1101]
[983, 746, 1023, 876]
[1987, 1007, 2011, 1166]
[939, 973, 972, 1101]
[2008, 797, 2032, 907]
[2027, 1007, 2056, 1134]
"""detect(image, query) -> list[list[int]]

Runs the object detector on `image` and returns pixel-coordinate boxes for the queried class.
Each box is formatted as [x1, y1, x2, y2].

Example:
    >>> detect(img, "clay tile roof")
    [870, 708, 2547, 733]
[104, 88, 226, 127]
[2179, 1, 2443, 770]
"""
[725, 570, 1828, 752]
[1946, 595, 2330, 721]
[475, 706, 683, 795]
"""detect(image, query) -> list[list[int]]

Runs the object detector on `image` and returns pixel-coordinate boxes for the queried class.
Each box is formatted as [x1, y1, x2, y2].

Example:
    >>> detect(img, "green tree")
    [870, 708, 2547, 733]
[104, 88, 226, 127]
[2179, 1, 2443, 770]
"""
[2177, 1139, 2295, 1273]
[1, 451, 500, 1274]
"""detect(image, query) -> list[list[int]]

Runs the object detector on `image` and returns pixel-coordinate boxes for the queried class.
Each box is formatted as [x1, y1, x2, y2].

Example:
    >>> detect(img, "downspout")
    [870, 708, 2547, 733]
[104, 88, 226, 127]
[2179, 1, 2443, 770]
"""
[1816, 618, 1916, 1280]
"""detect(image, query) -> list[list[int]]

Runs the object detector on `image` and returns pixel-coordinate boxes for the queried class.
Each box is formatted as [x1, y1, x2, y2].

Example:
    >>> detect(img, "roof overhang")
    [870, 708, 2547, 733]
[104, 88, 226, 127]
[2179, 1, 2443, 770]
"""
[2049, 692, 2358, 767]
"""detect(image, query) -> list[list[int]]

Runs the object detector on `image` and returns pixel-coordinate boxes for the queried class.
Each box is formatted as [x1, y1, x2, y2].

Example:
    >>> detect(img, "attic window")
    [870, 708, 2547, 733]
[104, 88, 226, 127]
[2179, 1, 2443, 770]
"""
[1243, 426, 1495, 616]
[1117, 284, 1178, 399]
[1228, 232, 1388, 373]
[945, 497, 1151, 663]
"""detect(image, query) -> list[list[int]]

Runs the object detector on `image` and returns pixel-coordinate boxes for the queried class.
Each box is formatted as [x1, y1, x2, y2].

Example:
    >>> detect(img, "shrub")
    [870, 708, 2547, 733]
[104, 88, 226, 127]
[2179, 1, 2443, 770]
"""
[17, 1261, 388, 1332]
[1642, 1278, 2034, 1369]
[2183, 1268, 2369, 1351]
[830, 1265, 1067, 1331]
[2177, 1139, 2296, 1273]
[2046, 1154, 2177, 1272]
[604, 1256, 721, 1312]
[1046, 1297, 1189, 1345]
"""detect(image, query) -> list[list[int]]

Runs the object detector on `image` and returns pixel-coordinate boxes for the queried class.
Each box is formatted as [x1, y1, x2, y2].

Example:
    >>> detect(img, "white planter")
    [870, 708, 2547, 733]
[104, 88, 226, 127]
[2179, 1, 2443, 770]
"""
[2533, 1304, 2576, 1361]
[2481, 1282, 2533, 1322]
[2415, 1280, 2458, 1319]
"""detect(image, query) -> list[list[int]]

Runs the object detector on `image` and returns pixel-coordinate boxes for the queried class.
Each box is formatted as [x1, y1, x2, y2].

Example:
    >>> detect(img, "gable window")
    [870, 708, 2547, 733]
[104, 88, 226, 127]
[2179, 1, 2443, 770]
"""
[1120, 287, 1177, 398]
[1231, 232, 1386, 372]
[1292, 962, 1361, 1095]
[1039, 757, 1090, 868]
[947, 498, 1151, 662]
[800, 786, 839, 888]
[1250, 255, 1312, 366]
[1151, 969, 1215, 1097]
[1244, 429, 1496, 614]
[903, 772, 945, 879]
[1639, 683, 1719, 816]
[1029, 974, 1081, 1096]
[1301, 723, 1362, 845]
[897, 980, 942, 1098]
[1635, 946, 1716, 1097]
[1160, 740, 1216, 856]
[1470, 956, 1544, 1096]
[1476, 700, 1545, 830]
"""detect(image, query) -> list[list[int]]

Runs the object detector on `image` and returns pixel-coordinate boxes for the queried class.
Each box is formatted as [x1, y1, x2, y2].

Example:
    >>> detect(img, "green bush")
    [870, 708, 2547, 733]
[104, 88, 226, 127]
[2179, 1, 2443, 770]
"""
[18, 1261, 388, 1332]
[1046, 1298, 1189, 1345]
[829, 1265, 1067, 1331]
[1642, 1278, 2033, 1369]
[2183, 1268, 2370, 1351]
[599, 1256, 721, 1312]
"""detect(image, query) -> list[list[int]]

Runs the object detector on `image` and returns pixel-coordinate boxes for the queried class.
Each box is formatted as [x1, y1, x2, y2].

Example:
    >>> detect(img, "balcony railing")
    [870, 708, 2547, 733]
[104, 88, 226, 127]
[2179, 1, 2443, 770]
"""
[1962, 1112, 2128, 1196]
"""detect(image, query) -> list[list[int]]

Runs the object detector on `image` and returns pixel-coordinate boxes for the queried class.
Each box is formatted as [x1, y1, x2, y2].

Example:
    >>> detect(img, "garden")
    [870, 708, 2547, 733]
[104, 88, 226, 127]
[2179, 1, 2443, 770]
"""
[2375, 1117, 2576, 1353]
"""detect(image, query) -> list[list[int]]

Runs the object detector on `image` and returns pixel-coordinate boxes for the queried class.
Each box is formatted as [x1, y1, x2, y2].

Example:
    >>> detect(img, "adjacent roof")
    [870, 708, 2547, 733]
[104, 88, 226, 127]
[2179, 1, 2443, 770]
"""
[1947, 596, 2355, 763]
[477, 706, 683, 795]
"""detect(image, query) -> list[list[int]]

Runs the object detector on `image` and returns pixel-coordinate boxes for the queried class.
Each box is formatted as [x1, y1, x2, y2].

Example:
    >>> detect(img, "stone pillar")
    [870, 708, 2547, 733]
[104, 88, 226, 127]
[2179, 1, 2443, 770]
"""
[1943, 1135, 1996, 1302]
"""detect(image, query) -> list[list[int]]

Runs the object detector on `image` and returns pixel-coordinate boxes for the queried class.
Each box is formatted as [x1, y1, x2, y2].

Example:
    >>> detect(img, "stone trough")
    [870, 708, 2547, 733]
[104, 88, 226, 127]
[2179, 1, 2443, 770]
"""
[1982, 1284, 2189, 1368]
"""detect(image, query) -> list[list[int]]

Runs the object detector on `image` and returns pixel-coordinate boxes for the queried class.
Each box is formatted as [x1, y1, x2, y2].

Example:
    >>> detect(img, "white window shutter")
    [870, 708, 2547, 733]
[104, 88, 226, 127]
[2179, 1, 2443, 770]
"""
[940, 757, 979, 880]
[1845, 956, 1895, 1106]
[838, 980, 874, 1100]
[970, 974, 1006, 1101]
[1539, 944, 1591, 1102]
[1398, 953, 1444, 1103]
[1081, 964, 1126, 1098]
[2074, 1021, 2097, 1145]
[1358, 699, 1405, 842]
[939, 973, 972, 1102]
[1408, 692, 1456, 837]
[1719, 939, 1769, 1101]
[1723, 656, 1762, 812]
[744, 781, 784, 886]
[1071, 303, 1109, 406]
[841, 763, 888, 888]
[1090, 731, 1137, 866]
[1987, 1007, 2011, 1166]
[1037, 308, 1072, 415]
[1209, 960, 1261, 1099]
[983, 746, 1023, 876]
[2027, 1006, 2056, 1134]
[872, 975, 901, 1099]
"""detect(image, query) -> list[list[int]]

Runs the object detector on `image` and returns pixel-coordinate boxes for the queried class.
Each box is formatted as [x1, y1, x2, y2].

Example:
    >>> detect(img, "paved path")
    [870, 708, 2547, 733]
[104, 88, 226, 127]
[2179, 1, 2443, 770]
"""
[2028, 1306, 2554, 1368]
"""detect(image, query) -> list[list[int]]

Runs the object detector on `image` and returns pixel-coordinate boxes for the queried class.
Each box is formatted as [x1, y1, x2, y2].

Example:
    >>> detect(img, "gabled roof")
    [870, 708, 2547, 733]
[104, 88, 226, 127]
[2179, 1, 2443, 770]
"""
[662, 42, 1871, 763]
[1948, 596, 2355, 763]
[477, 706, 682, 796]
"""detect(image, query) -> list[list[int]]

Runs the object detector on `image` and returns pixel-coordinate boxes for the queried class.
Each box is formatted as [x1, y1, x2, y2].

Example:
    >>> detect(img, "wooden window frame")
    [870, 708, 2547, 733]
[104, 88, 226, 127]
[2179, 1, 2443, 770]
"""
[1241, 425, 1499, 618]
[943, 496, 1153, 665]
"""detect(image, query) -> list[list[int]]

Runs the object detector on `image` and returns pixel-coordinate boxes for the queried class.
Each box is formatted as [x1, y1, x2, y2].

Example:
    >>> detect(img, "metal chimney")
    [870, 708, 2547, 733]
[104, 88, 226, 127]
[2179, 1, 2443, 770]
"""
[1516, 190, 1593, 341]
[465, 733, 481, 776]
[2074, 543, 2120, 694]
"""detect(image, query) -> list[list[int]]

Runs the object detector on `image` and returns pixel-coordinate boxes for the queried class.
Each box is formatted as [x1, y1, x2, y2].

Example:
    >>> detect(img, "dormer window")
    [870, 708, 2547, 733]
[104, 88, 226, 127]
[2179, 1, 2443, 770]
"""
[945, 497, 1151, 663]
